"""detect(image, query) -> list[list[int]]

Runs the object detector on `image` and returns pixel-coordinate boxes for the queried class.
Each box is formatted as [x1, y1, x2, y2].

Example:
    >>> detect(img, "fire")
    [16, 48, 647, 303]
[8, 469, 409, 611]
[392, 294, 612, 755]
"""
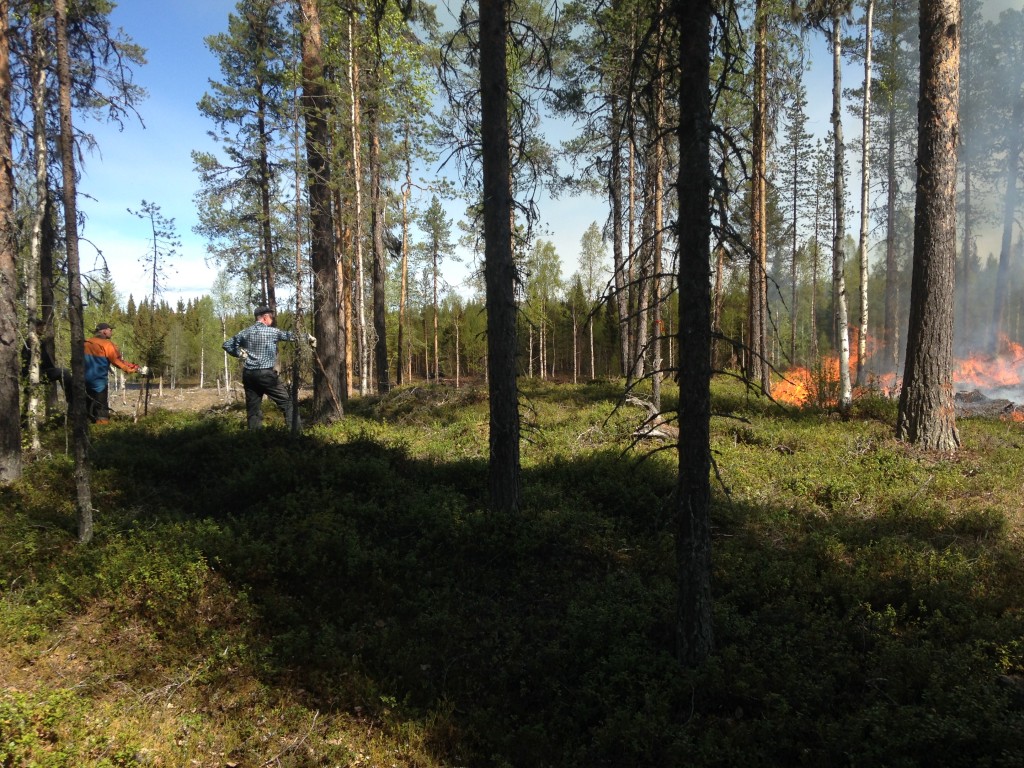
[954, 338, 1024, 392]
[773, 367, 813, 406]
[772, 334, 1024, 411]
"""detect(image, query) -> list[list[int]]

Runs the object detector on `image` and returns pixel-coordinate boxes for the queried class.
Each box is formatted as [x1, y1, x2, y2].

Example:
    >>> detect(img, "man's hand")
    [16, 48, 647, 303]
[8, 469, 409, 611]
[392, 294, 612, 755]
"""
[307, 334, 317, 349]
[137, 365, 150, 376]
[239, 348, 250, 361]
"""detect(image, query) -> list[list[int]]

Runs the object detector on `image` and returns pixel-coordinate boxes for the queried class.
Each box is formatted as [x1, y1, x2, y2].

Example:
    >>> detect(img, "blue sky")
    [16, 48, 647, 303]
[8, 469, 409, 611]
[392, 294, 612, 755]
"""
[76, 0, 236, 306]
[75, 0, 1016, 309]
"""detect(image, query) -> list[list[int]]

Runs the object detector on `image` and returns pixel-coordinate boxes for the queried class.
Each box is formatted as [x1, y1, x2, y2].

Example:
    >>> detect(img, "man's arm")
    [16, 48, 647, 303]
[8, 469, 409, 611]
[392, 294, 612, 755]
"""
[109, 344, 139, 374]
[223, 333, 242, 357]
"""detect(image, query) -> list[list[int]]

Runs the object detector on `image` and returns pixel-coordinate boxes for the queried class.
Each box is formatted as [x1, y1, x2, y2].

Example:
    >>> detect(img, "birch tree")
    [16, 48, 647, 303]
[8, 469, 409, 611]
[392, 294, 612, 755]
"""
[578, 221, 608, 378]
[855, 0, 874, 386]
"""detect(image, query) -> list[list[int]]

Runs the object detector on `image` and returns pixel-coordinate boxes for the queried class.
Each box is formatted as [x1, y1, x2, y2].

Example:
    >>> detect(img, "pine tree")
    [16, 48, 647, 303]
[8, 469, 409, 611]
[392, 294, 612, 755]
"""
[896, 0, 961, 451]
[0, 0, 19, 484]
[419, 196, 455, 381]
[128, 200, 180, 304]
[776, 81, 814, 366]
[194, 0, 293, 311]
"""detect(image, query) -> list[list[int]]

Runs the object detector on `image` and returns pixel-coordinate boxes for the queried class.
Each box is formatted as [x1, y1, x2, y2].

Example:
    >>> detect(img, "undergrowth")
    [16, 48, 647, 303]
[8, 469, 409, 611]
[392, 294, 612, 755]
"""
[3, 377, 1024, 766]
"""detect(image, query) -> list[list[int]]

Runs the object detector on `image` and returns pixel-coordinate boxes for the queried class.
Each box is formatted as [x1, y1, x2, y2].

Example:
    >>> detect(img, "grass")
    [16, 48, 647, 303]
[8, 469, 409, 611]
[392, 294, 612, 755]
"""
[3, 376, 1024, 766]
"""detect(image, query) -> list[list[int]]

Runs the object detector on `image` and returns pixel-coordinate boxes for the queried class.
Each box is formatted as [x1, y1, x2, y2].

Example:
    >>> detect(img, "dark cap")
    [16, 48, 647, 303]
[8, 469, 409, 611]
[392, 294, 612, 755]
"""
[94, 323, 114, 332]
[254, 305, 273, 319]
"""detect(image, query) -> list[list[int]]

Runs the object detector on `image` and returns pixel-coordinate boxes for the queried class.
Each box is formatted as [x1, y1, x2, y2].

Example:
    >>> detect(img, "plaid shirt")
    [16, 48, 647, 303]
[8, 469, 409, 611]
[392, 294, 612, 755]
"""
[223, 322, 296, 371]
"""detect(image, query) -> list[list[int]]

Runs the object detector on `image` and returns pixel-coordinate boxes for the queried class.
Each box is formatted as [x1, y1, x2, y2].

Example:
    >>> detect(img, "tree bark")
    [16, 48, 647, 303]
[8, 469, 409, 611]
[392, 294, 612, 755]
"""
[0, 0, 20, 484]
[896, 0, 961, 452]
[256, 81, 277, 313]
[55, 0, 92, 536]
[300, 0, 344, 420]
[749, 1, 769, 394]
[347, 13, 369, 394]
[674, 0, 714, 666]
[370, 118, 390, 393]
[24, 12, 50, 452]
[479, 0, 521, 514]
[651, 4, 665, 411]
[398, 142, 411, 386]
[830, 17, 853, 412]
[609, 85, 630, 378]
[856, 0, 874, 386]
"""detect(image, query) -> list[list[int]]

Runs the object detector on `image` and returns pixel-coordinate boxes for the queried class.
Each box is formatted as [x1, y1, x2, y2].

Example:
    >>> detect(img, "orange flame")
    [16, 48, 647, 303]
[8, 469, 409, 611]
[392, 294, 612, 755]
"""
[773, 334, 1023, 410]
[954, 337, 1024, 391]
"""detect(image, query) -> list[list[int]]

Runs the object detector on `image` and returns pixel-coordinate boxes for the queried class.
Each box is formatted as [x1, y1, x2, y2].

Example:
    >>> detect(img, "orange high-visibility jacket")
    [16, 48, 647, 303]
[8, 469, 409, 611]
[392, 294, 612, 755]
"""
[84, 336, 137, 392]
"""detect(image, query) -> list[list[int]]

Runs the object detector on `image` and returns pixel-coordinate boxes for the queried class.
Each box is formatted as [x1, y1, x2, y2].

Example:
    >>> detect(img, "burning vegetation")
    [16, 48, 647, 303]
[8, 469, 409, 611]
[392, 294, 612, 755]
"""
[773, 335, 1024, 422]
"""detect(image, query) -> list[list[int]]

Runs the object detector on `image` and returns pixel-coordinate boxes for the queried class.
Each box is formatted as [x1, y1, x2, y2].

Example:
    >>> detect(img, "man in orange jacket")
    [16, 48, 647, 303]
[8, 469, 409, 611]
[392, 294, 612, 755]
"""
[84, 323, 147, 423]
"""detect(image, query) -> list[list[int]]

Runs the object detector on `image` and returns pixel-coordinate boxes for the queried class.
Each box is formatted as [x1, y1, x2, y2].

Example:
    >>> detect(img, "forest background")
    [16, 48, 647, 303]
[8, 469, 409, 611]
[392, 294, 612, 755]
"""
[6, 0, 1024, 763]
[19, 0, 1024, 402]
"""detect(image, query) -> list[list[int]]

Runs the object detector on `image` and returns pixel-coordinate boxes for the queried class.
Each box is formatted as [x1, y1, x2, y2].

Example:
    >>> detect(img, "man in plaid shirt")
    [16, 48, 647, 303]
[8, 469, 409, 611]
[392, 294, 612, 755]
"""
[223, 306, 316, 431]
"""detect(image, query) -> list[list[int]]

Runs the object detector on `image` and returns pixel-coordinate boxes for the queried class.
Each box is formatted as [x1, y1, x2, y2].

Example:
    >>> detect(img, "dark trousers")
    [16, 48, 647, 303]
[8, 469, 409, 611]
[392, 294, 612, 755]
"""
[86, 386, 109, 423]
[242, 368, 295, 430]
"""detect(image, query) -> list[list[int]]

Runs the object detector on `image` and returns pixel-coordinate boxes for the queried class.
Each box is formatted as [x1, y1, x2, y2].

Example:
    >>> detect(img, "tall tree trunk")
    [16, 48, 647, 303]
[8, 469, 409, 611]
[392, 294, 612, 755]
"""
[432, 248, 440, 380]
[348, 13, 369, 395]
[39, 207, 58, 412]
[291, 87, 308, 435]
[527, 323, 534, 378]
[789, 121, 800, 366]
[609, 90, 630, 378]
[221, 314, 230, 394]
[831, 17, 853, 412]
[958, 10, 973, 345]
[749, 1, 769, 393]
[455, 308, 461, 388]
[300, 0, 343, 421]
[811, 178, 821, 363]
[674, 0, 714, 667]
[572, 309, 579, 384]
[712, 244, 724, 365]
[896, 0, 960, 451]
[0, 0, 20, 484]
[370, 119, 390, 393]
[882, 86, 900, 375]
[257, 84, 277, 312]
[989, 92, 1022, 354]
[25, 13, 50, 452]
[856, 0, 874, 386]
[651, 11, 665, 411]
[588, 314, 595, 379]
[627, 133, 641, 383]
[479, 0, 521, 514]
[55, 0, 91, 534]
[398, 135, 411, 386]
[335, 186, 353, 397]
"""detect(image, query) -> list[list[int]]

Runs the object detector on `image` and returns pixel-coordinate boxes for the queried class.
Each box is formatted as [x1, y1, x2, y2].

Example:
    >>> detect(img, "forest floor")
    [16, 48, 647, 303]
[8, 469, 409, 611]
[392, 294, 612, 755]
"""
[5, 377, 1024, 767]
[104, 382, 314, 416]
